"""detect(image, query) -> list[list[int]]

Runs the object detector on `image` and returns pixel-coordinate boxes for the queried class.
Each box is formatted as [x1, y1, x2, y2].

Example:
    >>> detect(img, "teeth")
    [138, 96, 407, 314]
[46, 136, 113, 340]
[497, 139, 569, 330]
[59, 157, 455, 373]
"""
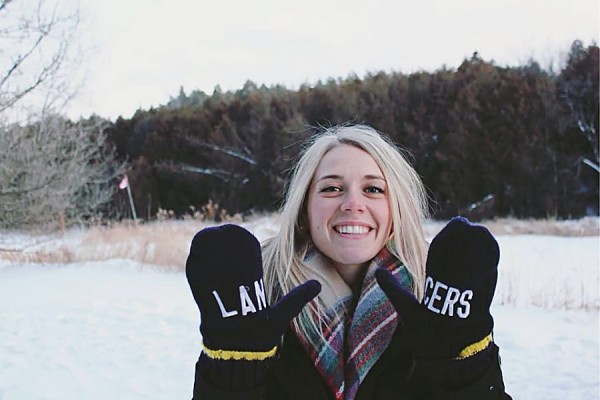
[336, 225, 369, 235]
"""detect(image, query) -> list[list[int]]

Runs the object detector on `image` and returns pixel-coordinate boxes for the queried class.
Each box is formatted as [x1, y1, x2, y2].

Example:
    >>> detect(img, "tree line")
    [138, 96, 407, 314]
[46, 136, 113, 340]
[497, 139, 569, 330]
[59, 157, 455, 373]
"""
[1, 0, 596, 229]
[105, 41, 598, 222]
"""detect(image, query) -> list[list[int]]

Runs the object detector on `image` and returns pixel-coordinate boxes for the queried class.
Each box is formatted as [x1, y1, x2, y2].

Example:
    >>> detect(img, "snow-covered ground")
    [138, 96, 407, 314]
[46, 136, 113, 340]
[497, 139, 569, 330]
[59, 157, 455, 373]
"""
[0, 228, 598, 399]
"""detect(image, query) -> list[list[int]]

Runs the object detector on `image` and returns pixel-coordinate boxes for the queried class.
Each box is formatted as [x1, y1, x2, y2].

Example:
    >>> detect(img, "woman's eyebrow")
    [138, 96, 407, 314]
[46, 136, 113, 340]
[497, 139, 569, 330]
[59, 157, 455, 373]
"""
[316, 174, 343, 181]
[316, 174, 385, 181]
[364, 174, 385, 181]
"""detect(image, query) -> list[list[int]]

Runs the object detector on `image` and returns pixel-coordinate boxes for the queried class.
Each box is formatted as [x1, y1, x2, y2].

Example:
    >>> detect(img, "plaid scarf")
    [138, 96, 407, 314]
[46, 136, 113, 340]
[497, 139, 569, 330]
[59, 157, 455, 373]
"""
[292, 245, 413, 400]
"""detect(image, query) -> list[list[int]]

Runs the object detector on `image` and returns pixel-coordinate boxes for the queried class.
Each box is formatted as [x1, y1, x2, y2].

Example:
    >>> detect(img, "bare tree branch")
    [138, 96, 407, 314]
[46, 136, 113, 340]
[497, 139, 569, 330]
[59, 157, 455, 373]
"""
[185, 136, 258, 166]
[0, 1, 115, 229]
[0, 1, 12, 13]
[0, 115, 127, 228]
[0, 0, 79, 120]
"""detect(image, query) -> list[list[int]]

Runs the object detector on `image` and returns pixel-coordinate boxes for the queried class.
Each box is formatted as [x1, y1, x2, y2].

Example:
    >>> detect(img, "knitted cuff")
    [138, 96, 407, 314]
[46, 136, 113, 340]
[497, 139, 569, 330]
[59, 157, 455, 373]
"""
[197, 352, 270, 392]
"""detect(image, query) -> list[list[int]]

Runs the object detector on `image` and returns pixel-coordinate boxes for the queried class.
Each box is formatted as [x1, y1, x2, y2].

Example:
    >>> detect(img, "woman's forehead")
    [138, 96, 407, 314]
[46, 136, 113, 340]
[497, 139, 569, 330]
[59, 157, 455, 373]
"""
[312, 144, 385, 182]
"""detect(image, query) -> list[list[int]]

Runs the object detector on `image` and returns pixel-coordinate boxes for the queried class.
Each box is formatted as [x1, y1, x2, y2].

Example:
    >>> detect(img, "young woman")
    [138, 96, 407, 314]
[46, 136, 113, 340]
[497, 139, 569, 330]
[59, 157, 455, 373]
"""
[186, 124, 512, 399]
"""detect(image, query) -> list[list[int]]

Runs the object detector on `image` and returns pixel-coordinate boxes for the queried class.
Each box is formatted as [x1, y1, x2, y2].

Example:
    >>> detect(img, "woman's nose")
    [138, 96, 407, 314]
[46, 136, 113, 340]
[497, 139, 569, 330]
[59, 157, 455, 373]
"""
[340, 189, 365, 212]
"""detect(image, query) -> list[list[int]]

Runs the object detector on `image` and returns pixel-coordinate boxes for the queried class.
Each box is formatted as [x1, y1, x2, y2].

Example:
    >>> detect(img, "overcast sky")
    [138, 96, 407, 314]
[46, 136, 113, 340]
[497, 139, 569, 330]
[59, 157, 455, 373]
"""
[71, 0, 599, 120]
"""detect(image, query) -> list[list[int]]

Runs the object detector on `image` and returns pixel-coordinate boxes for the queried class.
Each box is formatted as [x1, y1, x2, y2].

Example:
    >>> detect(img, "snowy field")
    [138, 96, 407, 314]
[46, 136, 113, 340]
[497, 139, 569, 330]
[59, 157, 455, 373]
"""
[0, 219, 598, 399]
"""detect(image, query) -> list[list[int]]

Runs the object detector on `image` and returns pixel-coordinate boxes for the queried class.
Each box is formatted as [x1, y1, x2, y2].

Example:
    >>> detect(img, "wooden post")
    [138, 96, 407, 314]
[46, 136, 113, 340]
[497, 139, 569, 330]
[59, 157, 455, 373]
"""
[125, 176, 138, 221]
[59, 211, 65, 237]
[120, 174, 138, 222]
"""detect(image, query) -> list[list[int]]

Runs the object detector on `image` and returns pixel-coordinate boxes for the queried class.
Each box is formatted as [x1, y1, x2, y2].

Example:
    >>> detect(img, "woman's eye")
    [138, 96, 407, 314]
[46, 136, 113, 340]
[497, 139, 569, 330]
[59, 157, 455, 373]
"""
[319, 185, 341, 193]
[365, 186, 385, 194]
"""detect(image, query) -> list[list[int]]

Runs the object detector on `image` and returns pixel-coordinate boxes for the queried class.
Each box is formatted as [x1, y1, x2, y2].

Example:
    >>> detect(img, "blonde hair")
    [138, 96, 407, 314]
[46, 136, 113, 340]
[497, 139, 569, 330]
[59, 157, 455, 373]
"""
[262, 124, 429, 339]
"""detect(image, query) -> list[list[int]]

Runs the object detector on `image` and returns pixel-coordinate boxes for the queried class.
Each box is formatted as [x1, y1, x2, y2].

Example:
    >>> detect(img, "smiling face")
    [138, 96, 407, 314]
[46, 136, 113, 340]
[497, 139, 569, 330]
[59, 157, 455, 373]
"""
[306, 144, 392, 286]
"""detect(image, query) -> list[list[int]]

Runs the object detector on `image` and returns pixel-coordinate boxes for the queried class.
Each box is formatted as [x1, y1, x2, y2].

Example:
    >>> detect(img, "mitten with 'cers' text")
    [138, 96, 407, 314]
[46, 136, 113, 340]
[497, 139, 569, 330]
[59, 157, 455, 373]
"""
[376, 216, 499, 361]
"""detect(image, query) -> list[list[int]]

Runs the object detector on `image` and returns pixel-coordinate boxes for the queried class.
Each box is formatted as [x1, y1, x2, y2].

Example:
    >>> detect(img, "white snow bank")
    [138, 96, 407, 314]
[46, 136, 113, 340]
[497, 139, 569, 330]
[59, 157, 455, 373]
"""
[495, 236, 599, 309]
[0, 261, 199, 400]
[0, 231, 598, 399]
[493, 305, 598, 399]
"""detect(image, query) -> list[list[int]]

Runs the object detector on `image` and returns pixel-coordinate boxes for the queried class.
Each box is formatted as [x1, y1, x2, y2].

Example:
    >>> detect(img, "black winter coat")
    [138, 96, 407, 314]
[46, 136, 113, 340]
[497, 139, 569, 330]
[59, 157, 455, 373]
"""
[192, 328, 512, 400]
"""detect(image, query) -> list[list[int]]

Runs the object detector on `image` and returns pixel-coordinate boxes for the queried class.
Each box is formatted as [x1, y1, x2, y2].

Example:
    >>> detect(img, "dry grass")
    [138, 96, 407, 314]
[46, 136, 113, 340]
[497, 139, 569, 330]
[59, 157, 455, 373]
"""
[477, 216, 599, 237]
[0, 220, 204, 270]
[0, 214, 598, 269]
[0, 214, 281, 270]
[423, 216, 599, 238]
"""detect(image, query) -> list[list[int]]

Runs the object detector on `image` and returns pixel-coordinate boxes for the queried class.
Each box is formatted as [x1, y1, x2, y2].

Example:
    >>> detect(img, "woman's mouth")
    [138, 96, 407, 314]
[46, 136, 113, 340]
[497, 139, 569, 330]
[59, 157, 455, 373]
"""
[334, 225, 371, 235]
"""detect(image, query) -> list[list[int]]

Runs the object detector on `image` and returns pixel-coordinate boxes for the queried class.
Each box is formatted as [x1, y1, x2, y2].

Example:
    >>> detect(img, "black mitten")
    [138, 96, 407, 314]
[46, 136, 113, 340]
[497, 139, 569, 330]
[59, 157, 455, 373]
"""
[376, 216, 499, 361]
[186, 224, 321, 391]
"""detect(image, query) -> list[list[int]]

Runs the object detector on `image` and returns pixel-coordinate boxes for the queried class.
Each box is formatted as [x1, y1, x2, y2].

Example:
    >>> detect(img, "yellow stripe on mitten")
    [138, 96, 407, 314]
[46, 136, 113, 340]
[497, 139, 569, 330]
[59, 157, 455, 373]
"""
[202, 342, 278, 361]
[454, 333, 493, 360]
